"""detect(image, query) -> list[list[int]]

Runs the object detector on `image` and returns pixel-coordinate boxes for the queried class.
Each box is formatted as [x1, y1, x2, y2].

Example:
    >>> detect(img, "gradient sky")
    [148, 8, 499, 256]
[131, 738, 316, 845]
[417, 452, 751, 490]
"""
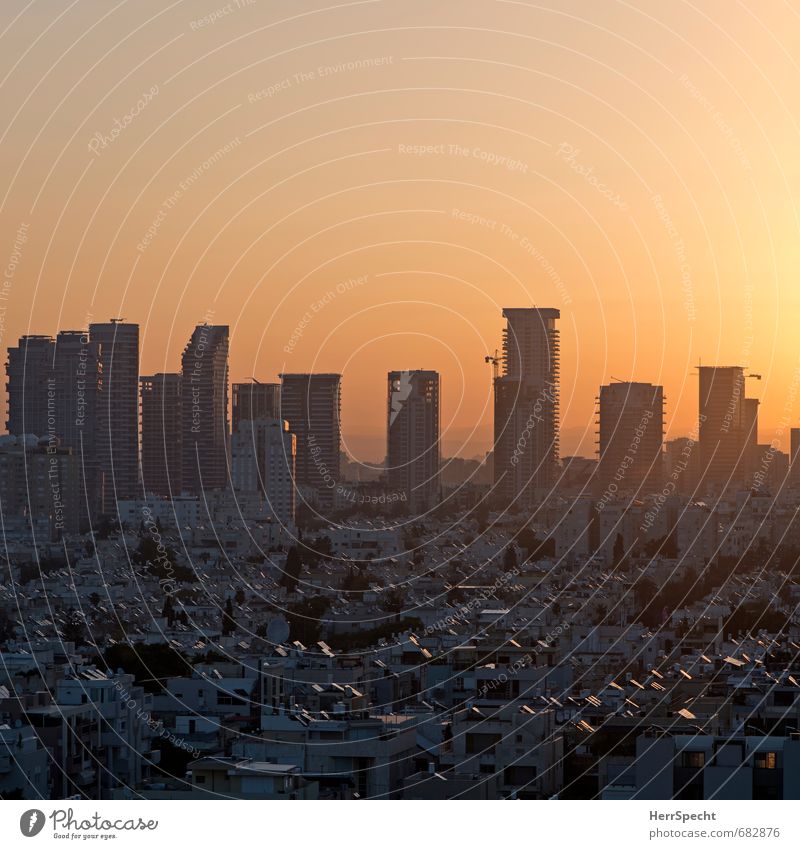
[1, 0, 798, 462]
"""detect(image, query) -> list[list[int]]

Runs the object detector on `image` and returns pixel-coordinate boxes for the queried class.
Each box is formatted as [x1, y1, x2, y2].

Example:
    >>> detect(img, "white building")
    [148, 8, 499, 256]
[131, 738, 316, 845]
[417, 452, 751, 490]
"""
[231, 418, 296, 526]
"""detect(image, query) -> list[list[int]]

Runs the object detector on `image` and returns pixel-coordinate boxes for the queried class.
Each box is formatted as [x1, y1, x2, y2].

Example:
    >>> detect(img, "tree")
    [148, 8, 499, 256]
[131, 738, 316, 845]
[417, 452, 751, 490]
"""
[281, 546, 302, 593]
[380, 587, 405, 615]
[612, 533, 625, 568]
[503, 545, 518, 571]
[222, 598, 236, 636]
[61, 609, 86, 646]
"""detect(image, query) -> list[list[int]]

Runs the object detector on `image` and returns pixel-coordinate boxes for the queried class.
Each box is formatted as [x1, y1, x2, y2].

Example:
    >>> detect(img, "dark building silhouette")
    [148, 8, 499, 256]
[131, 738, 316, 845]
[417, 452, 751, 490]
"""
[698, 366, 748, 493]
[91, 320, 140, 512]
[493, 308, 560, 509]
[6, 334, 55, 437]
[387, 369, 440, 513]
[279, 373, 340, 510]
[597, 381, 664, 498]
[181, 324, 229, 494]
[52, 330, 101, 524]
[140, 373, 182, 496]
[232, 381, 280, 433]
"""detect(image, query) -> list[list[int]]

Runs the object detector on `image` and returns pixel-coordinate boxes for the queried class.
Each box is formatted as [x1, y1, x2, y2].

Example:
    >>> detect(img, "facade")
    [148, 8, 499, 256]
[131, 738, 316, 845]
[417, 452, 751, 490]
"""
[232, 381, 280, 433]
[52, 330, 101, 522]
[0, 434, 80, 538]
[790, 428, 800, 488]
[181, 325, 230, 494]
[6, 334, 55, 437]
[697, 366, 748, 494]
[493, 308, 560, 508]
[597, 381, 664, 499]
[140, 373, 182, 496]
[231, 417, 296, 525]
[386, 369, 440, 513]
[279, 373, 341, 510]
[90, 320, 140, 512]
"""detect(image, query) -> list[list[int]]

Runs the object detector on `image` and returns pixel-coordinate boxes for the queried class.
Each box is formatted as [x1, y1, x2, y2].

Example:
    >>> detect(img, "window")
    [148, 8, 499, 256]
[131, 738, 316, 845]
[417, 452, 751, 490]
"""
[195, 774, 206, 784]
[755, 752, 777, 769]
[681, 751, 705, 768]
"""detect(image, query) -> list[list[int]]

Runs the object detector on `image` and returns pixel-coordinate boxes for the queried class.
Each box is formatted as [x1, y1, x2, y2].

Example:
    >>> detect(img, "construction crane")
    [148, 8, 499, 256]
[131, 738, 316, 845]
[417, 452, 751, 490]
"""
[485, 349, 501, 381]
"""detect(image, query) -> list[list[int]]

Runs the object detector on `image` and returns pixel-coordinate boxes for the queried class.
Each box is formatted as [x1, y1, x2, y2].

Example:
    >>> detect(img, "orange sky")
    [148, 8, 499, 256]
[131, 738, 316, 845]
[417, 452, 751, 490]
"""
[1, 1, 799, 462]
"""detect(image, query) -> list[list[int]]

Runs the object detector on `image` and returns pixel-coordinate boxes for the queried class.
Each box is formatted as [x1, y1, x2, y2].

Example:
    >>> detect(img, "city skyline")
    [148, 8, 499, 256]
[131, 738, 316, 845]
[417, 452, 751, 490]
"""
[5, 311, 784, 467]
[1, 2, 797, 466]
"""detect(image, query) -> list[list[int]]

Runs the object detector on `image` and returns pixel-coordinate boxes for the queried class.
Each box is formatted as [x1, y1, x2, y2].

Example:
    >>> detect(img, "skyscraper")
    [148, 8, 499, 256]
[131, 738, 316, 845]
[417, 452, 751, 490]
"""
[387, 370, 440, 513]
[90, 320, 140, 512]
[279, 373, 341, 509]
[232, 381, 280, 433]
[6, 334, 55, 437]
[181, 324, 229, 494]
[140, 373, 182, 496]
[231, 417, 296, 525]
[493, 308, 560, 508]
[52, 330, 102, 523]
[791, 428, 800, 489]
[597, 381, 664, 498]
[697, 366, 747, 493]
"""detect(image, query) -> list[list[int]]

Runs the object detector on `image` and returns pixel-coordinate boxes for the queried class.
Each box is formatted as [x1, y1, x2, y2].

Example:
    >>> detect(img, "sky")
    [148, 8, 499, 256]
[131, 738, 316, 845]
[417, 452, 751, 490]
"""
[1, 0, 799, 462]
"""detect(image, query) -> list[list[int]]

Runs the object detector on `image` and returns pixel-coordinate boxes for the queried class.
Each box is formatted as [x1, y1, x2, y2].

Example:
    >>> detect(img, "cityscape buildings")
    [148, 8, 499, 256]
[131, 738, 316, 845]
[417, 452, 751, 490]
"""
[279, 373, 341, 510]
[140, 372, 183, 496]
[386, 369, 440, 514]
[493, 308, 560, 508]
[181, 324, 230, 495]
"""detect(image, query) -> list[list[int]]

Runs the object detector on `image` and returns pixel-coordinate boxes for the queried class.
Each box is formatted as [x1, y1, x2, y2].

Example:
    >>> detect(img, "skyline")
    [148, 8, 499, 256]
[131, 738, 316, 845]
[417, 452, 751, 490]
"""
[1, 2, 798, 462]
[3, 310, 792, 467]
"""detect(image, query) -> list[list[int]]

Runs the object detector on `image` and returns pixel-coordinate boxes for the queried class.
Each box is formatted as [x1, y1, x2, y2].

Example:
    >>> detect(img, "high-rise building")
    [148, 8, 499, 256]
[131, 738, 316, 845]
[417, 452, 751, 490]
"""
[386, 370, 440, 513]
[697, 366, 747, 493]
[231, 417, 296, 525]
[493, 308, 560, 508]
[742, 396, 760, 485]
[90, 320, 140, 512]
[232, 381, 280, 433]
[664, 437, 699, 496]
[0, 434, 80, 539]
[791, 428, 800, 488]
[181, 325, 229, 494]
[140, 373, 182, 496]
[52, 330, 102, 523]
[279, 373, 341, 509]
[6, 334, 55, 438]
[597, 381, 664, 498]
